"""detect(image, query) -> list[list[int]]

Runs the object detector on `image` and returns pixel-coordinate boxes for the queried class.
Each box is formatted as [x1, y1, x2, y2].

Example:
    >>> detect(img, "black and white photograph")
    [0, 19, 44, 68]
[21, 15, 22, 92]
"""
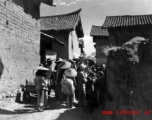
[0, 0, 152, 120]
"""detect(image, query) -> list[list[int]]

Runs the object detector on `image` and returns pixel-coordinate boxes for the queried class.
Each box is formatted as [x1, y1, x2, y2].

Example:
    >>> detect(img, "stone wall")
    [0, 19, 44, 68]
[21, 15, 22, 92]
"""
[0, 0, 40, 95]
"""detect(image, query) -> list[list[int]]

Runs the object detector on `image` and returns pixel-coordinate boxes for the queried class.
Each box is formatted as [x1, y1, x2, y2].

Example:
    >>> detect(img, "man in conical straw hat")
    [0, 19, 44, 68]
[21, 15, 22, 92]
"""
[34, 64, 49, 112]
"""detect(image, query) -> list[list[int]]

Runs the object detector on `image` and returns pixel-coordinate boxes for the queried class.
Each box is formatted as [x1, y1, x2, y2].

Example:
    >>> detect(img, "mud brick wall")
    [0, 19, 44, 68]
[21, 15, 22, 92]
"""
[0, 0, 40, 94]
[104, 37, 152, 120]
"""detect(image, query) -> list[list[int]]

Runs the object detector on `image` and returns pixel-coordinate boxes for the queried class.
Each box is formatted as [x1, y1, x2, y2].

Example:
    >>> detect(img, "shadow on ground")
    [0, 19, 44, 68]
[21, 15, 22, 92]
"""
[0, 108, 36, 115]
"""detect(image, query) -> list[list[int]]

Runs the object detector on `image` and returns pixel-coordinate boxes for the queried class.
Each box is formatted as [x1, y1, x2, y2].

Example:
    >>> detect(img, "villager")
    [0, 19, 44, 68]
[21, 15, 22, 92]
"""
[41, 72, 50, 110]
[34, 70, 45, 112]
[86, 71, 98, 112]
[68, 59, 77, 87]
[95, 71, 107, 108]
[46, 58, 55, 96]
[56, 61, 71, 102]
[66, 60, 78, 103]
[76, 64, 87, 106]
[101, 64, 106, 72]
[61, 68, 77, 108]
[68, 59, 77, 70]
[54, 58, 63, 100]
[95, 71, 104, 102]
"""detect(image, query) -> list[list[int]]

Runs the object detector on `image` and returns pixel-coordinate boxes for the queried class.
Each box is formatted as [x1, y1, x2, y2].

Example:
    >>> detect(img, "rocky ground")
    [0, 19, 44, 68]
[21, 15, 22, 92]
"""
[0, 92, 103, 120]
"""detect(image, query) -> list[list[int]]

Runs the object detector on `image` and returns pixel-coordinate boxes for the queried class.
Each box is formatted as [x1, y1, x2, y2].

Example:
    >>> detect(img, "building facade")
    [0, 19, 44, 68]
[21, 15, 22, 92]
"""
[90, 25, 109, 65]
[12, 0, 53, 19]
[40, 9, 84, 60]
[102, 15, 152, 46]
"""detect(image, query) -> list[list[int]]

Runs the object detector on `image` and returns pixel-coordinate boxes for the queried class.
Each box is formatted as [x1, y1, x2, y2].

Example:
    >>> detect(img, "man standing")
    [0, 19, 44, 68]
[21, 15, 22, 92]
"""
[46, 58, 56, 96]
[76, 64, 87, 106]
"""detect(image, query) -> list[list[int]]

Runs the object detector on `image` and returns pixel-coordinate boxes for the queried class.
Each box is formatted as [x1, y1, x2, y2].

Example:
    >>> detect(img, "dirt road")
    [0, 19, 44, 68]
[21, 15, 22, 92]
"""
[0, 96, 102, 120]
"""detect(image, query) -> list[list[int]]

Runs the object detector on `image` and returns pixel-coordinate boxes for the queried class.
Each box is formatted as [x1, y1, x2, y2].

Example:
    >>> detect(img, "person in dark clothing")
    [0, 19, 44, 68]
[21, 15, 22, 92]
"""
[76, 64, 87, 106]
[54, 58, 63, 100]
[86, 71, 98, 112]
[95, 71, 107, 108]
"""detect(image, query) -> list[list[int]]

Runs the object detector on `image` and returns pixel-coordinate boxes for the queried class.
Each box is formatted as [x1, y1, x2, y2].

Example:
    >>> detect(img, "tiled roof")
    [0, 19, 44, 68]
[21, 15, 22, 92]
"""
[90, 25, 109, 36]
[40, 9, 82, 31]
[102, 14, 152, 28]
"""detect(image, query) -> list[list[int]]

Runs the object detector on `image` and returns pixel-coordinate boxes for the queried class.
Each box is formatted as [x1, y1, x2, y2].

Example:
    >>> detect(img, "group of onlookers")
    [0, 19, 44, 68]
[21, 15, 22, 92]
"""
[34, 57, 106, 112]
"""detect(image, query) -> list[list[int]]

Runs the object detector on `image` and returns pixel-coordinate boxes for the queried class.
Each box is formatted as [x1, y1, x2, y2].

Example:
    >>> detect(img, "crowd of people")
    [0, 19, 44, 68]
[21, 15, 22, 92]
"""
[34, 57, 107, 112]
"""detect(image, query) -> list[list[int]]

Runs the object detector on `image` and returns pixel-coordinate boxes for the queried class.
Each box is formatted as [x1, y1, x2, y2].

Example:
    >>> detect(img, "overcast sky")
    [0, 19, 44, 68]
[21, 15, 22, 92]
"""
[40, 0, 152, 56]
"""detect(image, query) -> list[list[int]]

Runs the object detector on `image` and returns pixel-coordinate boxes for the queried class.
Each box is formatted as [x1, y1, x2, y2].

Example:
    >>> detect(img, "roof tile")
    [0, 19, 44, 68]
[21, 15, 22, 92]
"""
[40, 9, 82, 31]
[103, 14, 152, 28]
[90, 26, 109, 36]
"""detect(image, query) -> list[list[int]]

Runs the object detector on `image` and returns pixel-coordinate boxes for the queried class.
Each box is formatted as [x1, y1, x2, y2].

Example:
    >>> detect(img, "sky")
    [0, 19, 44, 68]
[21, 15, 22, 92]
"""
[40, 0, 152, 56]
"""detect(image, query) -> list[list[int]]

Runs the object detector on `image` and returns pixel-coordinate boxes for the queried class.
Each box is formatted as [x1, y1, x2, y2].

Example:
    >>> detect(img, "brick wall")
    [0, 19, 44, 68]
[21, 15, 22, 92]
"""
[0, 0, 40, 94]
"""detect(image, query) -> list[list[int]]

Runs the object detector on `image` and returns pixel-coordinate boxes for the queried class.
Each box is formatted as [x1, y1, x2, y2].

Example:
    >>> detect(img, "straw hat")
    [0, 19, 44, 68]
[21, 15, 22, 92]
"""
[34, 66, 49, 71]
[60, 61, 71, 69]
[56, 58, 63, 63]
[64, 68, 77, 77]
[68, 59, 76, 63]
[47, 58, 54, 62]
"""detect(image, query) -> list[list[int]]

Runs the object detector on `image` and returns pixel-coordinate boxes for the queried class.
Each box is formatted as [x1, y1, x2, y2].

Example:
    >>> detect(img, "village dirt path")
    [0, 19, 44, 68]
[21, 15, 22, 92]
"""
[0, 93, 103, 120]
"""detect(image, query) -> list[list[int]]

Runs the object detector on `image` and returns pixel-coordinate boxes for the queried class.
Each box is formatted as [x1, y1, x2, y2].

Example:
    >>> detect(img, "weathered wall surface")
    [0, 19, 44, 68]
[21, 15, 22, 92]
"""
[12, 0, 41, 20]
[0, 0, 40, 94]
[69, 30, 80, 59]
[94, 36, 109, 65]
[103, 37, 152, 120]
[108, 25, 152, 46]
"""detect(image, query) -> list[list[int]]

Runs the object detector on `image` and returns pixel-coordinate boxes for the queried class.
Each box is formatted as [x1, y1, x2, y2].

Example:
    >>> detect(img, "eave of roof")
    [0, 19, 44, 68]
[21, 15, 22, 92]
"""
[41, 32, 66, 47]
[40, 9, 83, 30]
[41, 0, 54, 6]
[102, 14, 152, 28]
[90, 25, 109, 36]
